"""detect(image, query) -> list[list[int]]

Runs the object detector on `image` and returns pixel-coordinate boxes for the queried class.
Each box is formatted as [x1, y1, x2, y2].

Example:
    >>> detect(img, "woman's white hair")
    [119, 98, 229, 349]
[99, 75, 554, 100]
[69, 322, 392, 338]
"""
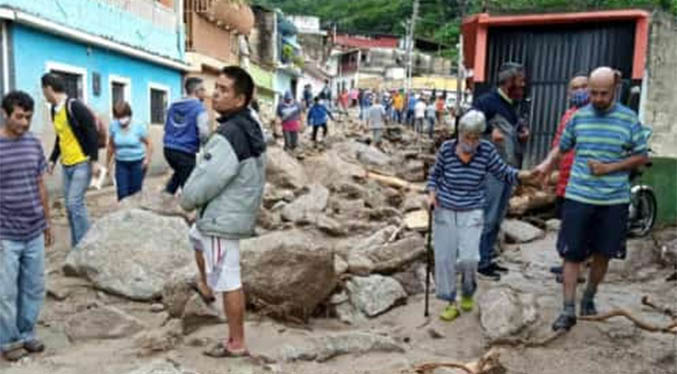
[458, 109, 486, 135]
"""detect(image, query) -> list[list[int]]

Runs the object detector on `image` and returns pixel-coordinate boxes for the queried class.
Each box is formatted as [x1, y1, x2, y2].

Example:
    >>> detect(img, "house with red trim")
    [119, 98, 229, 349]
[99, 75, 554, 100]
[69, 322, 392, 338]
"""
[461, 9, 677, 224]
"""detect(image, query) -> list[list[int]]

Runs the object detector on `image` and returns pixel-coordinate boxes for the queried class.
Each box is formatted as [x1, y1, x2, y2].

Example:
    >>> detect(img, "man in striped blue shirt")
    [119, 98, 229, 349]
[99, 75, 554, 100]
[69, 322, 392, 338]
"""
[536, 67, 650, 332]
[427, 110, 533, 321]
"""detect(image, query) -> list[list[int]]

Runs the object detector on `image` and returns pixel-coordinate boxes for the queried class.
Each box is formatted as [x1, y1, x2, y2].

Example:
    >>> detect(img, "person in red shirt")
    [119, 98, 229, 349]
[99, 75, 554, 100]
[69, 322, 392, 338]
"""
[550, 72, 589, 276]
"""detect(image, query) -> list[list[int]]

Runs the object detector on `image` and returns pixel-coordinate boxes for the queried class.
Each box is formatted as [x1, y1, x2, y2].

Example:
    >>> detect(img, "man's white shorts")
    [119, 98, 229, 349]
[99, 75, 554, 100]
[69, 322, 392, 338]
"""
[188, 224, 242, 292]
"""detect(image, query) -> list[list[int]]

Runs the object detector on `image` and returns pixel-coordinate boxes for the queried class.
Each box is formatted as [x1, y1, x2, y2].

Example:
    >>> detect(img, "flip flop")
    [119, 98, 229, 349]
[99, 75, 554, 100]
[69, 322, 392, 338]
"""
[203, 343, 249, 358]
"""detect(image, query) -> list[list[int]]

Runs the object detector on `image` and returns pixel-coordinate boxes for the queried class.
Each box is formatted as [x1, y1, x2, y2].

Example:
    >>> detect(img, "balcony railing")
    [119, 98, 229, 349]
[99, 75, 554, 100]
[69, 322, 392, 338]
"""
[101, 0, 177, 30]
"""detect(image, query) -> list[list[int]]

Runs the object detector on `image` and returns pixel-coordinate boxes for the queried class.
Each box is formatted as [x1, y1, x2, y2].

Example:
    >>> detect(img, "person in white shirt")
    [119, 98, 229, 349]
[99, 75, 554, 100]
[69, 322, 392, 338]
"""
[414, 98, 427, 134]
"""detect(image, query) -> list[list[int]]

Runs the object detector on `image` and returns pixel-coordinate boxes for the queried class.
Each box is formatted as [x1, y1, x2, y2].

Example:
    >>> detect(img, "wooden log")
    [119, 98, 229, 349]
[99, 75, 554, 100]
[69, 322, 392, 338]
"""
[508, 189, 556, 216]
[364, 171, 426, 193]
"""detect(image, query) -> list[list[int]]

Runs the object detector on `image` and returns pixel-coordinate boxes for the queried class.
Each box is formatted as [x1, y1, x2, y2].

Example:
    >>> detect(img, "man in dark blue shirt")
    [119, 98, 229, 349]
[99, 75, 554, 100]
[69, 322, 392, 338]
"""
[472, 62, 529, 281]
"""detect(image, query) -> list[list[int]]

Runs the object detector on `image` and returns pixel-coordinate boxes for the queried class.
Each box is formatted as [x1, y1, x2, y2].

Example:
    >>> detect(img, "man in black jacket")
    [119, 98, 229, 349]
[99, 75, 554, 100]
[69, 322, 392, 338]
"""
[41, 73, 99, 247]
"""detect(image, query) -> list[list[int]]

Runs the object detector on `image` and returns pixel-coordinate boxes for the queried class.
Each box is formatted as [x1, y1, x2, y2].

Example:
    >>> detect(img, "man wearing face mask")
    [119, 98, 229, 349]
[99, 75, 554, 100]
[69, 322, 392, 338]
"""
[472, 62, 528, 281]
[536, 67, 650, 331]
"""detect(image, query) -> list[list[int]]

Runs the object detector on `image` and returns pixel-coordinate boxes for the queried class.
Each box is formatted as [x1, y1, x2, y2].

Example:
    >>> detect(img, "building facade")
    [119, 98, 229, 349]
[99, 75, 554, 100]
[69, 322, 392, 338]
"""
[0, 0, 188, 192]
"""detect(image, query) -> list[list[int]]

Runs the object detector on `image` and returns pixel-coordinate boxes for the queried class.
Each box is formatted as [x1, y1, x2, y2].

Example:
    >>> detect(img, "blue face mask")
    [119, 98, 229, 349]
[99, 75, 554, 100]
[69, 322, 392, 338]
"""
[569, 89, 590, 108]
[459, 141, 478, 155]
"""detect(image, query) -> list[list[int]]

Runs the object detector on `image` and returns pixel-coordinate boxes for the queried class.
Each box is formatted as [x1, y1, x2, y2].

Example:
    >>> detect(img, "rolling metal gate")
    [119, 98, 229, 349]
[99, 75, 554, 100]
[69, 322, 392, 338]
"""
[474, 22, 637, 167]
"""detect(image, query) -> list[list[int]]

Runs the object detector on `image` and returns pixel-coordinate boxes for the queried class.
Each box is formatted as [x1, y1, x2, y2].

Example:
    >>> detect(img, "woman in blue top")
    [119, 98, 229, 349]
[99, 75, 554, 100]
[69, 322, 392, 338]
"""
[106, 101, 153, 201]
[427, 110, 534, 322]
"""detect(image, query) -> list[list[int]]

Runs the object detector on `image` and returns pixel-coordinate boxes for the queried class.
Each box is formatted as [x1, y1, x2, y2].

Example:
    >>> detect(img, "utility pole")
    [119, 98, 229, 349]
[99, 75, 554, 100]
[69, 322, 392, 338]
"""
[405, 0, 419, 94]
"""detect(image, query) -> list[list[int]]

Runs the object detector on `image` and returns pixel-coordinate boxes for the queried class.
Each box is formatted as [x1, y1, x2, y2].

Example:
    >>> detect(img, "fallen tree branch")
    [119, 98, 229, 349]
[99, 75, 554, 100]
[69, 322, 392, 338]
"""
[579, 309, 677, 334]
[414, 349, 504, 374]
[641, 296, 677, 319]
[364, 171, 425, 192]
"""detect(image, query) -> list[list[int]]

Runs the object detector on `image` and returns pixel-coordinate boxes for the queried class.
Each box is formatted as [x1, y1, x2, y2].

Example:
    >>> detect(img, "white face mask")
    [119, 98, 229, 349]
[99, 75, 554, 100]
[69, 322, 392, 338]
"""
[119, 116, 131, 126]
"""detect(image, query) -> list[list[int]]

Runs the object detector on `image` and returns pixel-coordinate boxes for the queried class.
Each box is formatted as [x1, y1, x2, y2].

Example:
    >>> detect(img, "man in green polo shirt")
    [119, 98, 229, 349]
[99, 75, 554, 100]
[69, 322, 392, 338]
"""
[536, 67, 650, 332]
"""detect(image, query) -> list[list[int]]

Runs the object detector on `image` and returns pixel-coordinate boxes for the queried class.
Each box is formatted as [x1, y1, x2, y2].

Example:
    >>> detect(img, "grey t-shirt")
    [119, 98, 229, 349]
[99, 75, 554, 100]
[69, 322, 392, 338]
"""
[366, 104, 386, 129]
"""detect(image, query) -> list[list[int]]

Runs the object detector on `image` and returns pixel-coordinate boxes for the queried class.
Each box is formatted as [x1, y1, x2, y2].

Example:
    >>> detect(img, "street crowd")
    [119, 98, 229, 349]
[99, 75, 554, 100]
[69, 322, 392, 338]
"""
[0, 61, 650, 361]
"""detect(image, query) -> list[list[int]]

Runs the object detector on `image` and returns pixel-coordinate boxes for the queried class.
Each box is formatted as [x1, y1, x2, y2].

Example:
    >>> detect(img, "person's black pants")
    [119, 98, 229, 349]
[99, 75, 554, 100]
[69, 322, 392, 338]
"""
[312, 123, 328, 142]
[164, 148, 196, 194]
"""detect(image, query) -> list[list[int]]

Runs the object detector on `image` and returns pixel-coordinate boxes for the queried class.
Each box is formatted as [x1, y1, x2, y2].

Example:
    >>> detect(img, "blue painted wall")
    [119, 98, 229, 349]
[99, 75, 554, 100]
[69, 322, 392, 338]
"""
[12, 24, 182, 133]
[0, 0, 184, 61]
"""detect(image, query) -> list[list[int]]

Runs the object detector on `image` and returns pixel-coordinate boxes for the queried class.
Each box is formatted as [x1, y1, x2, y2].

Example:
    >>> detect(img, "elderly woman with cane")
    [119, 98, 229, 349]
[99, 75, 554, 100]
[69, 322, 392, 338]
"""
[426, 110, 535, 321]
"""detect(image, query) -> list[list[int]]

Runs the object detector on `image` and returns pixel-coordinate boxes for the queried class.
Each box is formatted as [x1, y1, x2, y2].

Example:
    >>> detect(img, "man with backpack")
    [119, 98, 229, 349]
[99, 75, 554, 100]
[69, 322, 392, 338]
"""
[41, 73, 100, 248]
[163, 77, 209, 195]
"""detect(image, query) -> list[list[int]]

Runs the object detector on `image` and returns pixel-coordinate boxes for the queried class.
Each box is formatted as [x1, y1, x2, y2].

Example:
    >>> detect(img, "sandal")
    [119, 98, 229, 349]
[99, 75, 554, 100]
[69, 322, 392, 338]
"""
[203, 342, 249, 358]
[3, 346, 28, 362]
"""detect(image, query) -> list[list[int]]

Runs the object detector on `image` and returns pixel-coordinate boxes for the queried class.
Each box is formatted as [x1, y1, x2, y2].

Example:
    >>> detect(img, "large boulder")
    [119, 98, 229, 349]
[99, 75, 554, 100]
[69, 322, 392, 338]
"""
[334, 140, 392, 168]
[478, 287, 538, 341]
[346, 275, 407, 317]
[266, 146, 308, 189]
[281, 184, 330, 222]
[64, 209, 193, 301]
[241, 230, 337, 319]
[117, 191, 191, 222]
[65, 305, 146, 341]
[347, 235, 425, 275]
[500, 219, 544, 243]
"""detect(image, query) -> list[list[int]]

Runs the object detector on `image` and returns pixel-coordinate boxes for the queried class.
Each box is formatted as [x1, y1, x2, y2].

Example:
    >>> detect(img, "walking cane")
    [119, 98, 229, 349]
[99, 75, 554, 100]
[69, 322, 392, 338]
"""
[424, 205, 433, 318]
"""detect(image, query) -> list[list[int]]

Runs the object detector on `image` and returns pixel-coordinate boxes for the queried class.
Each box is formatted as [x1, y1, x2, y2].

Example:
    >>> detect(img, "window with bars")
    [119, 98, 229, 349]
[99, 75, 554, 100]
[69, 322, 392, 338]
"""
[150, 88, 168, 125]
[112, 82, 126, 108]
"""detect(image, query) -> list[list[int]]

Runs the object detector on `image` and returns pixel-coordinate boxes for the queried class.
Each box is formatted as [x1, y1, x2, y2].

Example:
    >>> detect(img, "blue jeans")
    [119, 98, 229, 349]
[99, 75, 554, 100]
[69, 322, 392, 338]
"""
[479, 174, 512, 270]
[62, 162, 92, 247]
[0, 234, 45, 352]
[115, 159, 144, 201]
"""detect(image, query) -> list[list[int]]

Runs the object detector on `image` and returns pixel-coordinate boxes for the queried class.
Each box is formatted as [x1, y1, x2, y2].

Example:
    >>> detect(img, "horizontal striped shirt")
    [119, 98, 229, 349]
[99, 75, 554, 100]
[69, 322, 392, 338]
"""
[0, 132, 48, 240]
[559, 103, 649, 205]
[427, 139, 519, 210]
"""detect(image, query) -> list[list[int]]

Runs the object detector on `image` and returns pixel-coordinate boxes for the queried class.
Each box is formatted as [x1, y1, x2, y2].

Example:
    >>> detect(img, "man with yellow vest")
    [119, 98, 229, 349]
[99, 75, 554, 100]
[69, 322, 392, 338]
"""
[41, 73, 100, 248]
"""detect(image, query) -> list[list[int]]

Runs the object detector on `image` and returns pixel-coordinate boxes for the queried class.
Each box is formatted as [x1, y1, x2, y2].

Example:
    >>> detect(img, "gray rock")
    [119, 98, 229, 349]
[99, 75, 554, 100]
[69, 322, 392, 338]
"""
[545, 218, 561, 232]
[314, 214, 347, 237]
[333, 255, 349, 275]
[161, 271, 195, 318]
[281, 184, 330, 222]
[63, 209, 193, 301]
[266, 146, 308, 189]
[124, 360, 199, 374]
[334, 140, 392, 168]
[334, 301, 367, 325]
[334, 182, 367, 199]
[346, 275, 407, 317]
[135, 319, 183, 355]
[478, 287, 538, 341]
[608, 238, 660, 280]
[65, 305, 146, 341]
[263, 184, 295, 209]
[181, 293, 225, 335]
[500, 219, 544, 243]
[118, 191, 192, 223]
[397, 160, 425, 182]
[392, 263, 431, 295]
[329, 290, 349, 305]
[348, 235, 425, 274]
[274, 332, 404, 362]
[403, 193, 427, 213]
[150, 303, 165, 313]
[241, 230, 337, 320]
